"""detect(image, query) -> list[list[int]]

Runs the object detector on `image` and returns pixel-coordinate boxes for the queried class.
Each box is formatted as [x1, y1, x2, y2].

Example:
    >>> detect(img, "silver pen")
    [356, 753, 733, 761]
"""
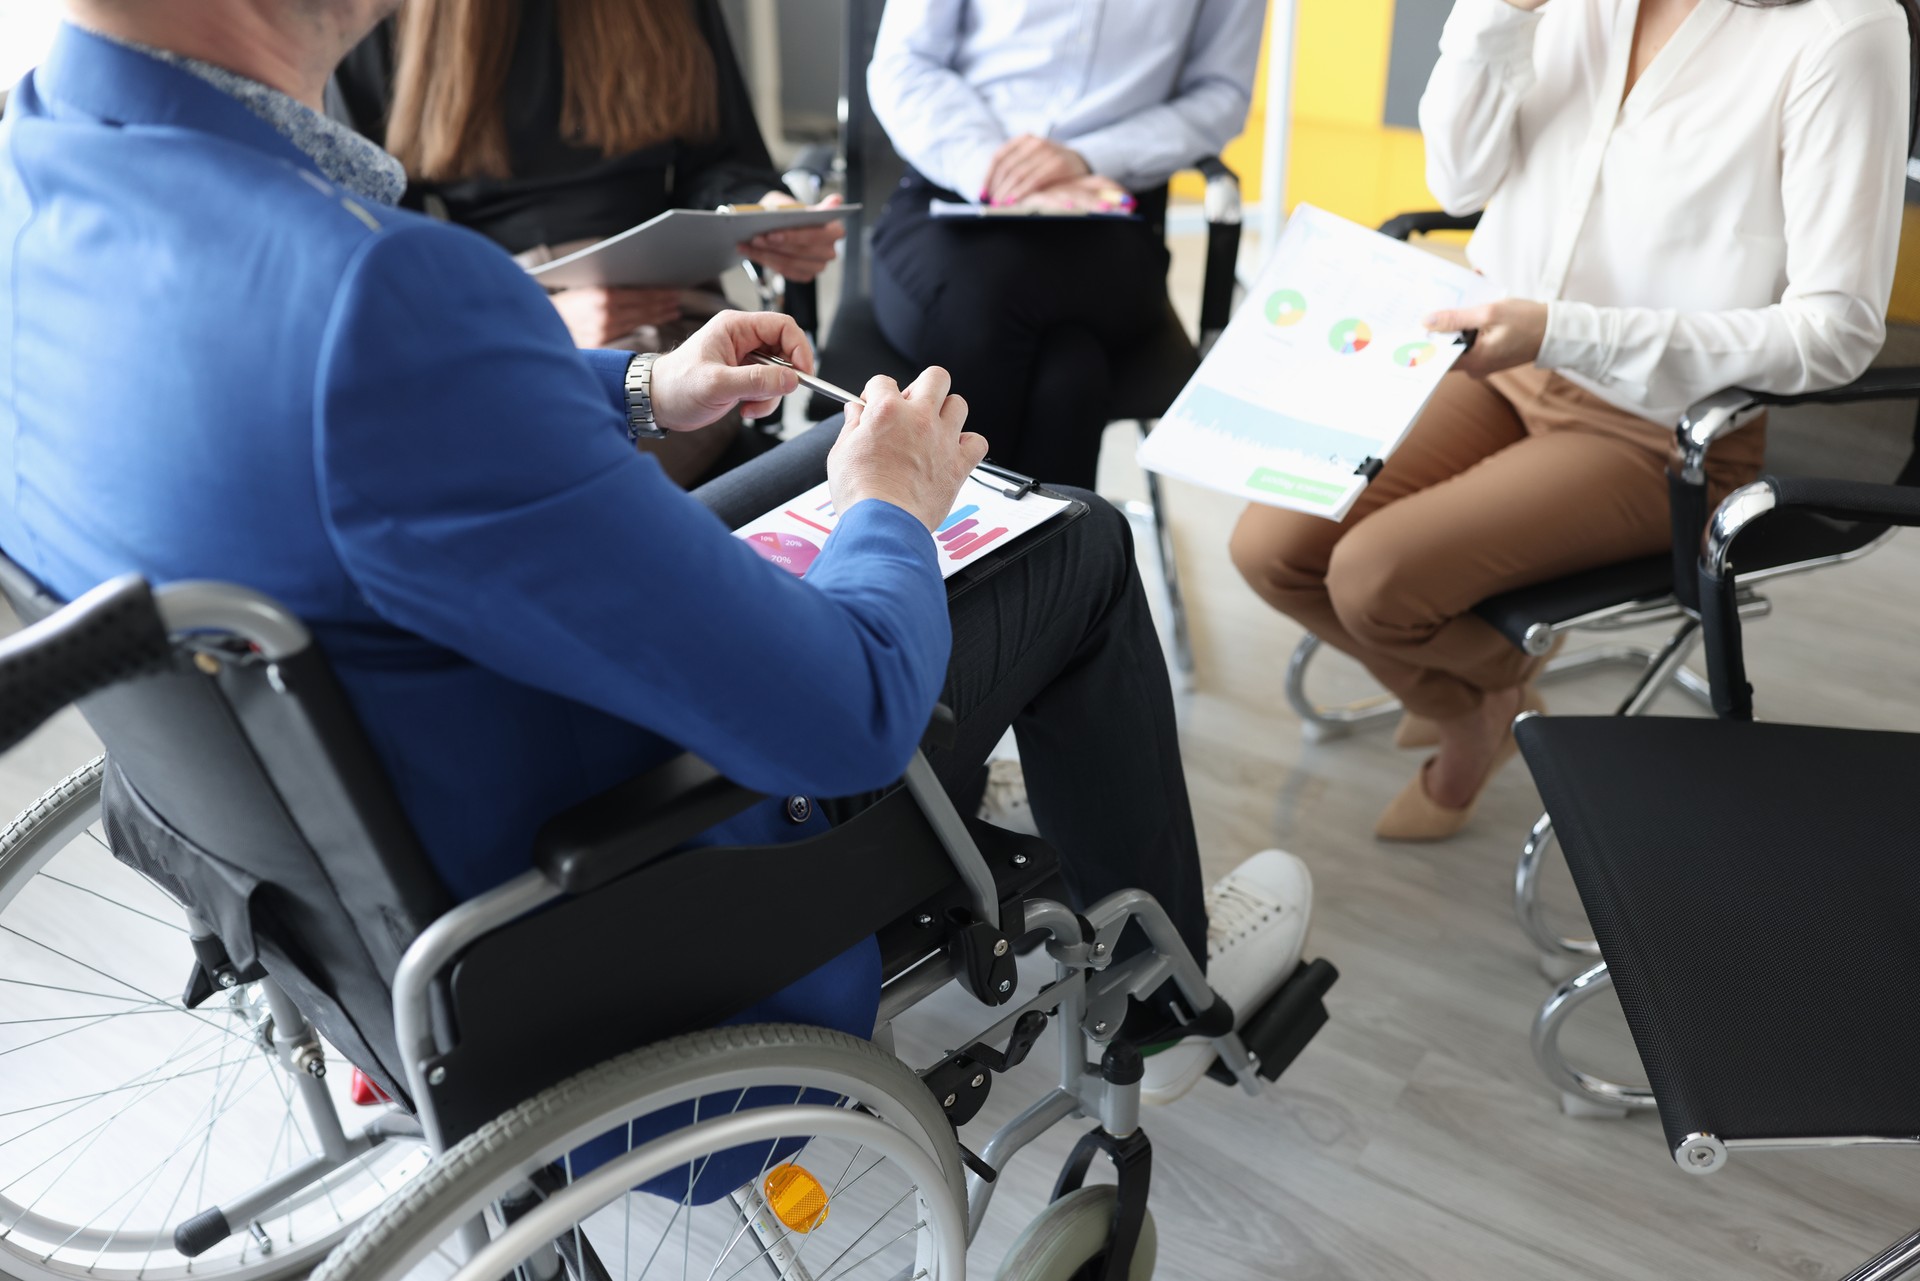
[750, 352, 865, 407]
[749, 353, 1037, 499]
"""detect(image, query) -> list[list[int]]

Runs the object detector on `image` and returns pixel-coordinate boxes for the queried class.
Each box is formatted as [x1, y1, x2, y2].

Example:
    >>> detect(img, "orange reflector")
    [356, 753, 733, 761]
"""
[764, 1164, 830, 1234]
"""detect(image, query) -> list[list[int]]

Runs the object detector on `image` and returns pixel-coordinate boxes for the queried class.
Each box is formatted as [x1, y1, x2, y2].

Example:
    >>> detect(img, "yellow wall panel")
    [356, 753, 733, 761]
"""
[1292, 0, 1394, 129]
[1892, 205, 1920, 325]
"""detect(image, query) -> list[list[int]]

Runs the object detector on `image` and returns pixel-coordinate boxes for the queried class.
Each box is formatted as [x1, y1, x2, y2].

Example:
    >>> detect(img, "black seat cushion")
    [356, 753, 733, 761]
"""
[1517, 715, 1920, 1150]
[1473, 510, 1888, 649]
[1473, 556, 1672, 649]
[1108, 296, 1199, 424]
[812, 294, 1197, 428]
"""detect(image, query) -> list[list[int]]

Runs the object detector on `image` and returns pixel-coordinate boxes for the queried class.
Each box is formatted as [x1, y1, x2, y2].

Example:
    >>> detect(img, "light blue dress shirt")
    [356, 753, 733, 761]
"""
[867, 0, 1267, 200]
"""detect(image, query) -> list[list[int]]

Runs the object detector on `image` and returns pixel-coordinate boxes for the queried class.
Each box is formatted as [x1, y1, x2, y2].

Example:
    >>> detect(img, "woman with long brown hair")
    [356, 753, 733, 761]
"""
[332, 0, 841, 485]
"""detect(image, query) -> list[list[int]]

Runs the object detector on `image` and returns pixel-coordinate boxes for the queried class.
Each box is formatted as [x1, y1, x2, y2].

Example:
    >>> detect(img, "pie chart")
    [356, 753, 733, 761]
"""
[1393, 340, 1440, 368]
[1329, 319, 1372, 355]
[745, 530, 821, 577]
[1264, 288, 1307, 328]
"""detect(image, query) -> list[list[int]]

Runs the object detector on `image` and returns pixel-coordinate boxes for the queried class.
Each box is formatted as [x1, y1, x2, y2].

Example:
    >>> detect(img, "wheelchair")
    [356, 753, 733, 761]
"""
[0, 555, 1336, 1281]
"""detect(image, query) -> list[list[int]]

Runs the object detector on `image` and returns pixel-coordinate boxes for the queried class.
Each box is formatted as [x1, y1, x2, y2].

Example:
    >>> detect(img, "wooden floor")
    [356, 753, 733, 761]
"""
[5, 225, 1920, 1280]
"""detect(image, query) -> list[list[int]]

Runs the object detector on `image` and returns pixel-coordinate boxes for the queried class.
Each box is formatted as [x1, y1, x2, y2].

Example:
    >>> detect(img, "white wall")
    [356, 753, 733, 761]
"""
[1, 1, 59, 98]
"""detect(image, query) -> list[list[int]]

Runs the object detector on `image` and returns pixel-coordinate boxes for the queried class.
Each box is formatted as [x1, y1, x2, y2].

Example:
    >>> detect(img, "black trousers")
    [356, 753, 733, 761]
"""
[868, 173, 1173, 492]
[694, 419, 1207, 966]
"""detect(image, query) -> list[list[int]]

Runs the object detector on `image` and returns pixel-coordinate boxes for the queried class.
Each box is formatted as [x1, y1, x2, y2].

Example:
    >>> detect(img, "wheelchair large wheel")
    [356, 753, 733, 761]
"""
[0, 758, 428, 1281]
[313, 1023, 968, 1281]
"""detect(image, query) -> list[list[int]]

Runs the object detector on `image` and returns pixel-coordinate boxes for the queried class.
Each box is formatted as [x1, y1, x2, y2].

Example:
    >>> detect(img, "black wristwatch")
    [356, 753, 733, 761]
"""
[624, 352, 667, 441]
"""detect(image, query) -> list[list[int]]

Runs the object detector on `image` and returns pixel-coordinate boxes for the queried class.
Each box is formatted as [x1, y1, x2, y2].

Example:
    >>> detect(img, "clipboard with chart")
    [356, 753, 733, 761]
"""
[1138, 204, 1502, 521]
[526, 205, 860, 289]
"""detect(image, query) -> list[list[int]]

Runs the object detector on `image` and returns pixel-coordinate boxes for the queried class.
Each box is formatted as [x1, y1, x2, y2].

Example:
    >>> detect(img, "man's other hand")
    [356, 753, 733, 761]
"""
[551, 287, 682, 347]
[650, 310, 812, 429]
[828, 367, 988, 532]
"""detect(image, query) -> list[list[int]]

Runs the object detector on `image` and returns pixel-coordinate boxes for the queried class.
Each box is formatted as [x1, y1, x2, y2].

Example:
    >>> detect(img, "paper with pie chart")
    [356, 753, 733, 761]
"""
[734, 478, 1072, 580]
[1139, 203, 1501, 520]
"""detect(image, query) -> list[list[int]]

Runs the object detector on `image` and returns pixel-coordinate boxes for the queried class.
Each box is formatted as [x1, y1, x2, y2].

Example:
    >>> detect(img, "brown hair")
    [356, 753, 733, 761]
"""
[386, 0, 720, 183]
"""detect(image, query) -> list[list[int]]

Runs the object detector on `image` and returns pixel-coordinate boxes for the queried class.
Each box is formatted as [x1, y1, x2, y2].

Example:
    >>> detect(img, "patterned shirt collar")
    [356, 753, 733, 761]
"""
[106, 34, 405, 207]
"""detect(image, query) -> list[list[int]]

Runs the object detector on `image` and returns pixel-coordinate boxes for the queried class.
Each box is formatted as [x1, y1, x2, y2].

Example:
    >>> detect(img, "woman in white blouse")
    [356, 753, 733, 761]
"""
[865, 0, 1266, 490]
[1231, 0, 1915, 841]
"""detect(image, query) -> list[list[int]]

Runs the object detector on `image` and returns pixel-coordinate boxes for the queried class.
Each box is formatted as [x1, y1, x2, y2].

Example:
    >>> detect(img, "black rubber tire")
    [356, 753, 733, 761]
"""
[996, 1186, 1158, 1281]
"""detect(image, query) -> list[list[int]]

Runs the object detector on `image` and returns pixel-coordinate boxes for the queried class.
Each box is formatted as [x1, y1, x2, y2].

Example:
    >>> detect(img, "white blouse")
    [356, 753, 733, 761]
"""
[1420, 0, 1911, 424]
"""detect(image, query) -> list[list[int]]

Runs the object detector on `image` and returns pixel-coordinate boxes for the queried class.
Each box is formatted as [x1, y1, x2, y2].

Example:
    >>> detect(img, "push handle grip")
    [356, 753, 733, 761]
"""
[0, 575, 171, 755]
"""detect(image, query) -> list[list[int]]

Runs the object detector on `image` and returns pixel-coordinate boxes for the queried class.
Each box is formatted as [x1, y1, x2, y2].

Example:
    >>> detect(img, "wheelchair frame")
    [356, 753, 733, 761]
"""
[0, 574, 1333, 1280]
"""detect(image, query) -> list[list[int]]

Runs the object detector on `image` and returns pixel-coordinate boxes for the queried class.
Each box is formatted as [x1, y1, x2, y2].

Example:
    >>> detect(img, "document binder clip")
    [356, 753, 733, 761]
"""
[1354, 456, 1386, 482]
[970, 461, 1038, 500]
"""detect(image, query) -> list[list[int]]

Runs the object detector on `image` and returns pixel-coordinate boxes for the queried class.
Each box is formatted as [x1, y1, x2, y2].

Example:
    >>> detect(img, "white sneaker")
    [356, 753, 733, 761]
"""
[1139, 849, 1313, 1106]
[978, 757, 1038, 836]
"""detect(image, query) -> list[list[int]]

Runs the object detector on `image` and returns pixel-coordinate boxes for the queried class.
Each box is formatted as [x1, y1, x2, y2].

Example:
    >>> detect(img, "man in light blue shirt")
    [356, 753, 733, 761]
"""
[862, 0, 1266, 493]
[2, 0, 1304, 1110]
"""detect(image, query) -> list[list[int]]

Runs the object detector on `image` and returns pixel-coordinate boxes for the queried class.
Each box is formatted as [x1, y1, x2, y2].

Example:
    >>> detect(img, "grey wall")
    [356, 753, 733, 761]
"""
[1383, 2, 1447, 129]
[720, 0, 848, 141]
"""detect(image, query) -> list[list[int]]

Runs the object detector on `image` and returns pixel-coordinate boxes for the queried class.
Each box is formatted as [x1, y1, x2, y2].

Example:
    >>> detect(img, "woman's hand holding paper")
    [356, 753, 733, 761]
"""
[739, 192, 845, 283]
[1424, 299, 1549, 378]
[550, 287, 683, 347]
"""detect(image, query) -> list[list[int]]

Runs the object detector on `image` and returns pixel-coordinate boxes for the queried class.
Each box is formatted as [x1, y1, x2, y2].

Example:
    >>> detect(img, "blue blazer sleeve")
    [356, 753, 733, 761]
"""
[313, 223, 951, 797]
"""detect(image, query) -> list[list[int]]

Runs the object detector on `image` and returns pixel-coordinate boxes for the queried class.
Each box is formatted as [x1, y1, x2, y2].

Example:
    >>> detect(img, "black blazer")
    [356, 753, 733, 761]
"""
[329, 0, 787, 256]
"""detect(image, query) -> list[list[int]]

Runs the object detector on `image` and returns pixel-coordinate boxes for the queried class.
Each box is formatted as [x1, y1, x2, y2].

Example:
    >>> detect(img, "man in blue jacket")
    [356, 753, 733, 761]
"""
[0, 0, 1309, 1105]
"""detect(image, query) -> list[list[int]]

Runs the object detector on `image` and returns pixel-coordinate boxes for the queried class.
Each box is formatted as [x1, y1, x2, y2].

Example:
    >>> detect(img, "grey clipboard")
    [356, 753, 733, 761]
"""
[526, 205, 860, 289]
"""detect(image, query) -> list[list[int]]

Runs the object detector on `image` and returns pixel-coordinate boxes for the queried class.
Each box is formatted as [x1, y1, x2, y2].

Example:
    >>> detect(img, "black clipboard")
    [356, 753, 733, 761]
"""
[944, 475, 1091, 601]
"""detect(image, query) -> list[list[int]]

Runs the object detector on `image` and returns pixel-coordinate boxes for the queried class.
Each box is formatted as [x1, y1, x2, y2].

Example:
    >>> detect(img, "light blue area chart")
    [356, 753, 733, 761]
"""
[1166, 384, 1379, 470]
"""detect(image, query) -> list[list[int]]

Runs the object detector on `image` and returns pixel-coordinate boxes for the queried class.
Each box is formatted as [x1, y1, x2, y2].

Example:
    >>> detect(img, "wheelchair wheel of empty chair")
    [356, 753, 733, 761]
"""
[0, 757, 429, 1281]
[312, 1023, 969, 1281]
[995, 1186, 1156, 1281]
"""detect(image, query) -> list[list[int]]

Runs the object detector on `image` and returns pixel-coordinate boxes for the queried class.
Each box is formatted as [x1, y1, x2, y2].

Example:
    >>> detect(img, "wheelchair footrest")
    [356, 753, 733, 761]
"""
[1207, 957, 1338, 1086]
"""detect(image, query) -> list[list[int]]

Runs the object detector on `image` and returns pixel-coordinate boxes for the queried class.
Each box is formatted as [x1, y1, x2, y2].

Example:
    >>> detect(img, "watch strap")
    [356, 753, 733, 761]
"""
[624, 352, 667, 441]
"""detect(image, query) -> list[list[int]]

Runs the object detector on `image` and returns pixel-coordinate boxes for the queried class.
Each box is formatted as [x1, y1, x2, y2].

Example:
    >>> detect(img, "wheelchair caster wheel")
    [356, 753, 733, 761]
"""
[1560, 1090, 1631, 1120]
[997, 1186, 1157, 1281]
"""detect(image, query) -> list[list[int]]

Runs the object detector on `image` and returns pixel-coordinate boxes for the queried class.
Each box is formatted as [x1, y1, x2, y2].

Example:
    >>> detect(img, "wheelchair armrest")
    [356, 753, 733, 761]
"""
[532, 705, 960, 894]
[533, 755, 766, 894]
[1377, 211, 1483, 242]
[1699, 476, 1920, 720]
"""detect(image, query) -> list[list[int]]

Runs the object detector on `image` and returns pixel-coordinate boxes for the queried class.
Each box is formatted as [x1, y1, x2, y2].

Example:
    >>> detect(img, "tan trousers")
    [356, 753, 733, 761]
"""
[1229, 366, 1766, 720]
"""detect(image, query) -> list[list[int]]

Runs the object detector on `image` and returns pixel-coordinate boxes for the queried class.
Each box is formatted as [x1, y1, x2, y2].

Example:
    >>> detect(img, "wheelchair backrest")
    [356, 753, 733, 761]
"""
[0, 553, 450, 1104]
